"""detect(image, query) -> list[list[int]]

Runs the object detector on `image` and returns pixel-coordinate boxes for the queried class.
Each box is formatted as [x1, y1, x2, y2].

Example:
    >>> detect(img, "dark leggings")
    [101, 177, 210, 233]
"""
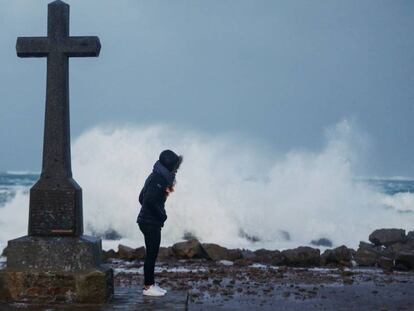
[138, 223, 161, 286]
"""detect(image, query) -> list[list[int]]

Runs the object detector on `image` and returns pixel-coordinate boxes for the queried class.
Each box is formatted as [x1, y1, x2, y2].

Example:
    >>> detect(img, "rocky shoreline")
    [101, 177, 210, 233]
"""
[102, 228, 414, 272]
[1, 228, 413, 310]
[107, 227, 414, 310]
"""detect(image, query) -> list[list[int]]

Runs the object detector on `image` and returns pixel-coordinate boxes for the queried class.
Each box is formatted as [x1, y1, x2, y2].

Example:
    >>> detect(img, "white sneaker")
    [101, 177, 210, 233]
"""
[143, 284, 166, 296]
[154, 283, 167, 293]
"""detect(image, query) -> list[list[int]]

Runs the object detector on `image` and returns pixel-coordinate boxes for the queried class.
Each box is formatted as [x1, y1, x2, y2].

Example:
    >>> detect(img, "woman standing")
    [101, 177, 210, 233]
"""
[137, 149, 183, 296]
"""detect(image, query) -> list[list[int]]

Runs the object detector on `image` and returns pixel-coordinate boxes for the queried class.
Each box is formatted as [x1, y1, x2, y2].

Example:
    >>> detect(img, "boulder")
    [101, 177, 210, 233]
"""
[378, 256, 394, 271]
[282, 247, 320, 267]
[200, 243, 242, 261]
[395, 251, 414, 270]
[355, 242, 386, 266]
[389, 240, 414, 253]
[368, 228, 406, 246]
[240, 249, 256, 260]
[102, 249, 117, 262]
[172, 239, 205, 259]
[157, 247, 173, 261]
[321, 245, 354, 266]
[407, 231, 414, 241]
[118, 245, 145, 261]
[1, 247, 7, 257]
[253, 249, 285, 266]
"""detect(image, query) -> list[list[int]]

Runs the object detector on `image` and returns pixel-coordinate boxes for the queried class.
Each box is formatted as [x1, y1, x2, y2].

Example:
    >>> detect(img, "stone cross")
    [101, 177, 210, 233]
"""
[16, 0, 101, 236]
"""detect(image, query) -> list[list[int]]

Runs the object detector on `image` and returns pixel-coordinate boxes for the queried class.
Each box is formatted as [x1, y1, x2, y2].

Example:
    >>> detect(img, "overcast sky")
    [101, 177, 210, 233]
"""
[0, 0, 413, 176]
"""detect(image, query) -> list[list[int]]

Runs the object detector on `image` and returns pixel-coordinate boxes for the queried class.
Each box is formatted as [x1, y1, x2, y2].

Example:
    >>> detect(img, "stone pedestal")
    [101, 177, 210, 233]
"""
[0, 236, 113, 303]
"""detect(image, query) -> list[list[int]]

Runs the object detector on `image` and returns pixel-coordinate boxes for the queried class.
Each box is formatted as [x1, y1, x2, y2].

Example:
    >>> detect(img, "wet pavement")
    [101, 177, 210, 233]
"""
[0, 287, 188, 311]
[1, 259, 413, 310]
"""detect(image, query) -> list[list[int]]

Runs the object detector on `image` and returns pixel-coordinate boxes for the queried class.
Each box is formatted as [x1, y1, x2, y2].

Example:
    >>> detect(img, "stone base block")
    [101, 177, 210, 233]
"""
[0, 266, 113, 303]
[7, 235, 102, 271]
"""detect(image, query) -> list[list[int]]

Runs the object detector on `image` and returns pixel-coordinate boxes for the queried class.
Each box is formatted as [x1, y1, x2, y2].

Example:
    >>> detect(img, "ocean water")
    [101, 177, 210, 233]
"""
[0, 122, 413, 252]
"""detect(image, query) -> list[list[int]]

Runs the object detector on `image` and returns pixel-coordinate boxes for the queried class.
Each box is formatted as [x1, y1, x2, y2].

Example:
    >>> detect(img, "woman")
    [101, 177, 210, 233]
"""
[137, 149, 183, 296]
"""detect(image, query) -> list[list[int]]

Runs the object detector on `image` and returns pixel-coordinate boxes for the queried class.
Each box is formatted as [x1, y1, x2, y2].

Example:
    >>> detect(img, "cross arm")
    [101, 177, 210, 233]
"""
[16, 37, 49, 57]
[64, 36, 101, 57]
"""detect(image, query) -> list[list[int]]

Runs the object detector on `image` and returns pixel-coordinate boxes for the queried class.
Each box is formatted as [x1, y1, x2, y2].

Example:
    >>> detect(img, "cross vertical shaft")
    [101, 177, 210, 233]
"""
[43, 2, 71, 179]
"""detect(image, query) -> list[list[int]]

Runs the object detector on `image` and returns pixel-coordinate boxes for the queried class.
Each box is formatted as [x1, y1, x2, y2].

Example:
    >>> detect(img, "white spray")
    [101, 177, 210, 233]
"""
[0, 120, 413, 251]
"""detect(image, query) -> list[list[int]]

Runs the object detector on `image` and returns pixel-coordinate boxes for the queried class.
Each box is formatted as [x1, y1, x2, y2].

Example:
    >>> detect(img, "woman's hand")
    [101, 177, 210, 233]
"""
[165, 186, 175, 197]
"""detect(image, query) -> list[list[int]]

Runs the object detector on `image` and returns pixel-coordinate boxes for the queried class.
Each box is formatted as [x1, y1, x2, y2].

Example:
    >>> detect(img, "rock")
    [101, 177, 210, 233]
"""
[201, 243, 242, 261]
[253, 249, 285, 266]
[158, 247, 173, 261]
[321, 245, 354, 266]
[395, 251, 414, 270]
[368, 228, 406, 246]
[355, 242, 387, 266]
[234, 258, 254, 267]
[172, 239, 205, 259]
[102, 249, 117, 262]
[241, 249, 256, 260]
[407, 231, 414, 241]
[378, 256, 394, 271]
[310, 238, 333, 247]
[389, 240, 414, 253]
[282, 247, 320, 267]
[117, 245, 145, 261]
[1, 247, 7, 257]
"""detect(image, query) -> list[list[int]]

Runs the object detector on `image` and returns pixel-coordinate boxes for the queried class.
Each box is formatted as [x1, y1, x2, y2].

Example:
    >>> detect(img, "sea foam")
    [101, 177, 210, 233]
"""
[0, 120, 413, 251]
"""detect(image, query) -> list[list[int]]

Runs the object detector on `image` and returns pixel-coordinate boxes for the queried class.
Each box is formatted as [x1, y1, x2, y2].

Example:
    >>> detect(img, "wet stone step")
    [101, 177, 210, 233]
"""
[0, 286, 189, 311]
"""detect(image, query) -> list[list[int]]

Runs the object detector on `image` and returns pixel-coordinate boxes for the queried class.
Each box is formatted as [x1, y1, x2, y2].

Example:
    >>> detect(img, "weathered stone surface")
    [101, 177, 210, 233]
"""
[378, 256, 394, 270]
[407, 231, 414, 241]
[240, 249, 256, 260]
[158, 247, 173, 261]
[389, 240, 414, 253]
[368, 228, 406, 247]
[355, 242, 385, 266]
[321, 245, 355, 266]
[76, 267, 114, 303]
[395, 251, 414, 270]
[117, 245, 145, 261]
[172, 239, 206, 259]
[395, 250, 414, 270]
[0, 266, 113, 303]
[201, 243, 242, 261]
[282, 247, 320, 267]
[7, 236, 102, 271]
[1, 247, 7, 257]
[102, 249, 117, 262]
[29, 179, 83, 236]
[253, 249, 285, 266]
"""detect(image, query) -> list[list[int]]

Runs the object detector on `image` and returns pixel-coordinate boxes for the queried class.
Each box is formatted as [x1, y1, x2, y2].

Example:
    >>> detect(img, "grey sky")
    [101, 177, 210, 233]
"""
[0, 0, 413, 176]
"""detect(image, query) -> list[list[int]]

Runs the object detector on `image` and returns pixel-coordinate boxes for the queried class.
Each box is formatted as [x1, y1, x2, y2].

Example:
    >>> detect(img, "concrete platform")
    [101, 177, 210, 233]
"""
[0, 286, 188, 311]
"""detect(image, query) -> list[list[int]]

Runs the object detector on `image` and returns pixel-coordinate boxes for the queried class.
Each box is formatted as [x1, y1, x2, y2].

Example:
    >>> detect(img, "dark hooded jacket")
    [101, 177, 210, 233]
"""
[137, 150, 182, 227]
